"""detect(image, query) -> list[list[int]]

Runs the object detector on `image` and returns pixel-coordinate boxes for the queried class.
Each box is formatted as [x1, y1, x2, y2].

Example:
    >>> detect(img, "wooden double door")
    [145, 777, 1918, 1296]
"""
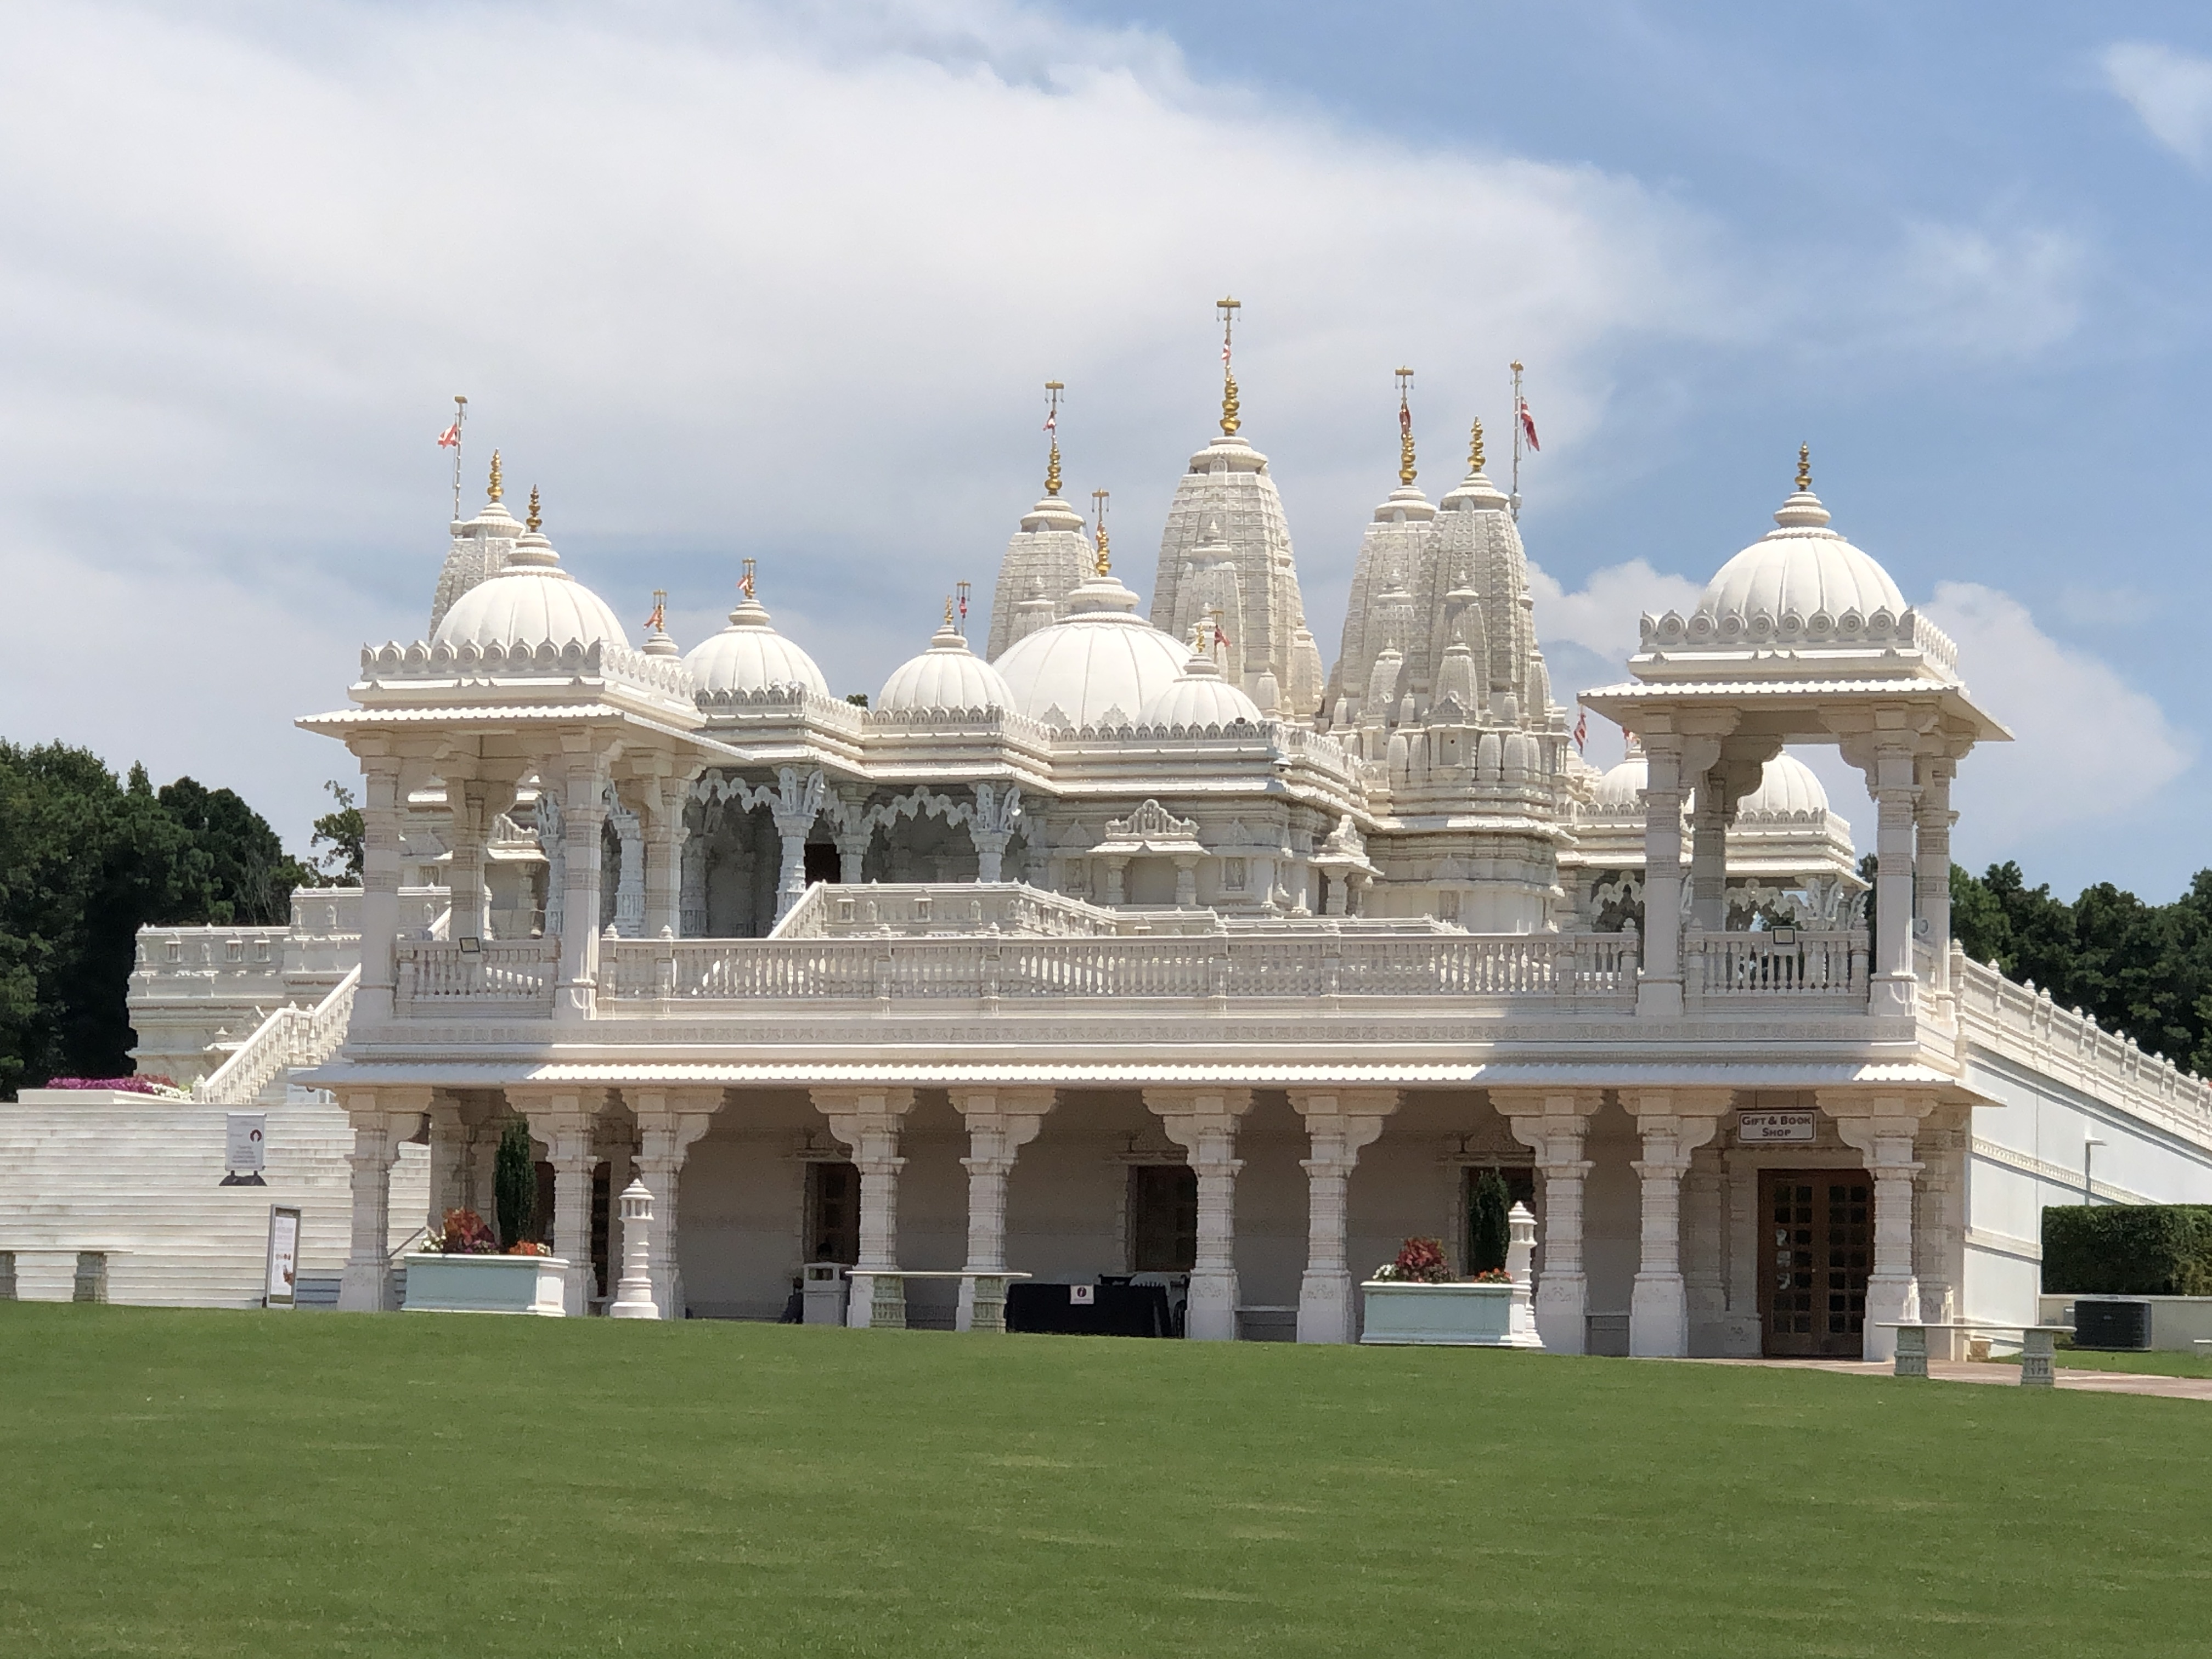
[1759, 1171, 1871, 1358]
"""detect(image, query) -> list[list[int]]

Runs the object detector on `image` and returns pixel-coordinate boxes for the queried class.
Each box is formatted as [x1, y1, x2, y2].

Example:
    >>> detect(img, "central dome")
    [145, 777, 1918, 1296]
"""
[1691, 487, 1906, 645]
[685, 594, 830, 700]
[993, 572, 1194, 728]
[877, 618, 1012, 714]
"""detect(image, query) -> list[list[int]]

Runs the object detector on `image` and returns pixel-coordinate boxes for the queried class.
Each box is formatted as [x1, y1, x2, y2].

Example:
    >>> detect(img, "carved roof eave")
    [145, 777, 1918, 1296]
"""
[1090, 834, 1208, 858]
[1364, 812, 1571, 843]
[1577, 676, 2010, 744]
[297, 703, 755, 765]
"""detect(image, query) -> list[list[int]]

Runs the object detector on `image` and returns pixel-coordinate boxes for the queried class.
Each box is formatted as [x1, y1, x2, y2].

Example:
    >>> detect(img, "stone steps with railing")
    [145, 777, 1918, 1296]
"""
[191, 963, 363, 1105]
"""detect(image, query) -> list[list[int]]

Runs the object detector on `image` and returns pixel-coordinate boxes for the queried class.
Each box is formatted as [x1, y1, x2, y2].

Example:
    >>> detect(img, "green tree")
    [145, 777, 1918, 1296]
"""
[494, 1119, 538, 1248]
[1469, 1168, 1512, 1274]
[309, 781, 364, 884]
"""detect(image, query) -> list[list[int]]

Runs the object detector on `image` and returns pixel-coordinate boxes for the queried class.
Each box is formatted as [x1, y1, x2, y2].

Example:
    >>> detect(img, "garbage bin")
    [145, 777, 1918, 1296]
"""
[802, 1262, 850, 1326]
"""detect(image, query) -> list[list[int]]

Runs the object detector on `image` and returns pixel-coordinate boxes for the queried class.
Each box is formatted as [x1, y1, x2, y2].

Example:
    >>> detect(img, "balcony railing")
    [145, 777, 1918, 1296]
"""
[1683, 928, 1867, 1009]
[396, 939, 560, 1011]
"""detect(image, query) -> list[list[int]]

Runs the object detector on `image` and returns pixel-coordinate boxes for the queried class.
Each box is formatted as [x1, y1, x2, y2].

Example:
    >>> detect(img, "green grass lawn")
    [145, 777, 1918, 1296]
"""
[2, 1305, 2207, 1657]
[2020, 1345, 2212, 1379]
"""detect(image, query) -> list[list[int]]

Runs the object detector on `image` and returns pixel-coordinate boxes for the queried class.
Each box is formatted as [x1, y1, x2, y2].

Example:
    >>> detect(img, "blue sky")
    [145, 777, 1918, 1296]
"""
[2, 2, 2208, 898]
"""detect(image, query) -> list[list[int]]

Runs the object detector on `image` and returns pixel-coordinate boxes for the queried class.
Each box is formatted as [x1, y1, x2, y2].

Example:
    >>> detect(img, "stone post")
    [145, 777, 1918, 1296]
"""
[1627, 1090, 1725, 1357]
[512, 1088, 600, 1316]
[608, 1179, 659, 1318]
[1684, 1148, 1727, 1353]
[611, 800, 646, 938]
[1143, 1088, 1255, 1340]
[812, 1087, 917, 1328]
[949, 1087, 1056, 1331]
[1865, 741, 1921, 1019]
[1832, 1096, 1933, 1362]
[768, 766, 827, 924]
[1102, 856, 1128, 906]
[1286, 1087, 1400, 1343]
[425, 1094, 469, 1233]
[1914, 1120, 1966, 1359]
[1497, 1088, 1603, 1353]
[1688, 768, 1729, 932]
[352, 754, 405, 1025]
[1634, 733, 1705, 1017]
[625, 1087, 719, 1319]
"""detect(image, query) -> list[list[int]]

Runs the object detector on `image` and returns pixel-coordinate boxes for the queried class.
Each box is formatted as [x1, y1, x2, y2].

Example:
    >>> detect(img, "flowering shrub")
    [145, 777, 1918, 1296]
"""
[1373, 1236, 1454, 1283]
[47, 1075, 187, 1098]
[504, 1241, 552, 1257]
[425, 1209, 498, 1255]
[1469, 1267, 1514, 1285]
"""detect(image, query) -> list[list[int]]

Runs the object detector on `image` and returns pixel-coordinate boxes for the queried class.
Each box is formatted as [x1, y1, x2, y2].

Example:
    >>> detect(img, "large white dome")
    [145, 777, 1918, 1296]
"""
[993, 572, 1193, 728]
[877, 618, 1012, 714]
[1736, 753, 1831, 819]
[685, 595, 830, 699]
[1690, 488, 1906, 646]
[430, 533, 626, 654]
[1139, 647, 1263, 729]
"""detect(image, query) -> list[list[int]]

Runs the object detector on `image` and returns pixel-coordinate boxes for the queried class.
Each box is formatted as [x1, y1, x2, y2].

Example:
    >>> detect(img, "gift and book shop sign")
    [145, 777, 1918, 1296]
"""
[1737, 1109, 1816, 1144]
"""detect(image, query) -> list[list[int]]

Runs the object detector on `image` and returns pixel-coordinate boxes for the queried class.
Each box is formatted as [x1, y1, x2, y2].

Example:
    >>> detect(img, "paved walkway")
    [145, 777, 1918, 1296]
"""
[1696, 1357, 2212, 1400]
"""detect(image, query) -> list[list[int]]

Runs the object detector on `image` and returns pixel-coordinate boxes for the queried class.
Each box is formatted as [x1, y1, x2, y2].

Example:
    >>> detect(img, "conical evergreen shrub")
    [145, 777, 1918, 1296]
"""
[1470, 1167, 1512, 1273]
[495, 1119, 537, 1249]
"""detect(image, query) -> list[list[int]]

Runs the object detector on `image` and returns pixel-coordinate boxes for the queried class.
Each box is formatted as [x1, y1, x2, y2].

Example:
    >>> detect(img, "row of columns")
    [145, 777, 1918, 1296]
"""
[338, 1081, 1939, 1361]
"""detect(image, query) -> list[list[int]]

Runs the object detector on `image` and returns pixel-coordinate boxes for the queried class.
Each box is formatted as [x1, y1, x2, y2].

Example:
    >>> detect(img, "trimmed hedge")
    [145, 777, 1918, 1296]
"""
[2041, 1205, 2212, 1295]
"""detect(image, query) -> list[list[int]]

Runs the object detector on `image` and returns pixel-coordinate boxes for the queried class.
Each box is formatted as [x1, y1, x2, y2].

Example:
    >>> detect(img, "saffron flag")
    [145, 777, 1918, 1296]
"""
[1400, 403, 1412, 438]
[1573, 707, 1588, 753]
[645, 598, 665, 633]
[1519, 398, 1541, 453]
[1043, 409, 1056, 434]
[1212, 620, 1229, 649]
[436, 421, 461, 449]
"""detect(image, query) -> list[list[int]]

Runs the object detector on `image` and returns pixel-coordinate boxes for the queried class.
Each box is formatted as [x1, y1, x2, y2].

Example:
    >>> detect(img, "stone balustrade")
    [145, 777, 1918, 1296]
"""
[1682, 927, 1867, 1008]
[394, 939, 561, 1010]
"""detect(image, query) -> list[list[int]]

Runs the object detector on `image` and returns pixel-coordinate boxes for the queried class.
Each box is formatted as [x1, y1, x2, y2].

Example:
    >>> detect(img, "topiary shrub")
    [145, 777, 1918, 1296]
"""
[2041, 1205, 2212, 1295]
[1470, 1167, 1513, 1274]
[494, 1120, 538, 1250]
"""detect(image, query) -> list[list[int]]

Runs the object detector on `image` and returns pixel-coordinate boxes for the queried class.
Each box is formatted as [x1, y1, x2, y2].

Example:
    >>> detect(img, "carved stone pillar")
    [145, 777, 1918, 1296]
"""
[336, 1086, 428, 1310]
[1915, 757, 1955, 1001]
[353, 754, 405, 1025]
[1832, 1096, 1933, 1362]
[969, 783, 1021, 885]
[812, 1087, 917, 1328]
[1684, 1147, 1727, 1352]
[447, 778, 490, 944]
[949, 1087, 1056, 1331]
[634, 782, 689, 941]
[512, 1087, 601, 1316]
[610, 798, 646, 938]
[1173, 855, 1200, 908]
[1627, 1090, 1725, 1356]
[628, 1086, 721, 1319]
[679, 811, 709, 938]
[426, 1094, 469, 1232]
[1143, 1088, 1255, 1340]
[1634, 735, 1692, 1015]
[556, 757, 611, 1024]
[1287, 1088, 1400, 1343]
[1102, 857, 1128, 907]
[1688, 768, 1729, 932]
[1860, 741, 1921, 1019]
[1914, 1120, 1965, 1359]
[769, 767, 827, 923]
[1498, 1088, 1603, 1353]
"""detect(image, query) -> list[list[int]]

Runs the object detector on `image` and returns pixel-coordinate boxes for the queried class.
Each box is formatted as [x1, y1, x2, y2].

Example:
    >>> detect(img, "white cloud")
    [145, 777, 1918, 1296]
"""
[1874, 220, 2084, 360]
[1529, 556, 1706, 663]
[0, 2, 2124, 848]
[2103, 40, 2212, 167]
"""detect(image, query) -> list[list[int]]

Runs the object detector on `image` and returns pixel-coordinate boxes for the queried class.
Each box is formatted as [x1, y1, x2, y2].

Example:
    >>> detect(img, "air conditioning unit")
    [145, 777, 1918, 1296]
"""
[2072, 1298, 2151, 1350]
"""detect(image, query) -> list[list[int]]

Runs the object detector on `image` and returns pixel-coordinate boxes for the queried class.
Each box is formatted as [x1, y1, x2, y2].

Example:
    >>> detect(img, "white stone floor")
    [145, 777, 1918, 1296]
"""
[1692, 1357, 2212, 1400]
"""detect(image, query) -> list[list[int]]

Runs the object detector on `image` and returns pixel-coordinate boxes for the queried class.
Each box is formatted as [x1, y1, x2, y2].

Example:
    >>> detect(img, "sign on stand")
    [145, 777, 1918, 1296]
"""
[265, 1205, 303, 1308]
[1737, 1109, 1816, 1144]
[223, 1113, 268, 1187]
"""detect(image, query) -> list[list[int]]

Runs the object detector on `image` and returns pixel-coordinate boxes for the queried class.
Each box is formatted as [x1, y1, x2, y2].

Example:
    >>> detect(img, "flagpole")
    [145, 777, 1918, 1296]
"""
[1508, 361, 1522, 522]
[450, 394, 467, 521]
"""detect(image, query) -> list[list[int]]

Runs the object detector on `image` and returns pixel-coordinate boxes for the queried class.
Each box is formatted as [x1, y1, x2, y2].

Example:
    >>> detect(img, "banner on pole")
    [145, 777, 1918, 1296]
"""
[223, 1113, 268, 1186]
[265, 1205, 302, 1307]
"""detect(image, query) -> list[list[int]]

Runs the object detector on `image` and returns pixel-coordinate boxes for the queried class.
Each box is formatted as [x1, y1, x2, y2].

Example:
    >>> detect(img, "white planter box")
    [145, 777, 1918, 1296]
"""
[1359, 1280, 1543, 1347]
[402, 1253, 568, 1316]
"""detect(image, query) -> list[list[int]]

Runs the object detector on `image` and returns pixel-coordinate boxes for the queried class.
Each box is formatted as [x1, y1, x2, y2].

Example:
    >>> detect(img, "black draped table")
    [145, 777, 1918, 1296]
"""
[1005, 1281, 1175, 1338]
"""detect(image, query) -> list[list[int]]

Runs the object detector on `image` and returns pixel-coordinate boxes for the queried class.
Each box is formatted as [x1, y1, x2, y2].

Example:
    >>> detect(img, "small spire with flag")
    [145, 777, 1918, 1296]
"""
[1509, 360, 1536, 522]
[1043, 381, 1065, 498]
[1216, 297, 1242, 437]
[1091, 488, 1111, 576]
[646, 589, 667, 633]
[438, 394, 466, 520]
[740, 557, 757, 602]
[956, 580, 970, 636]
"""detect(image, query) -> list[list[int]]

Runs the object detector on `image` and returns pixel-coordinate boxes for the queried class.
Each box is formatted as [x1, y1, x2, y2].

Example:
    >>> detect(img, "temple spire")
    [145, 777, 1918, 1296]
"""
[1468, 417, 1486, 475]
[1217, 296, 1242, 437]
[1043, 380, 1065, 496]
[1796, 442, 1813, 494]
[1092, 488, 1111, 575]
[487, 449, 504, 503]
[1396, 366, 1417, 486]
[526, 484, 541, 532]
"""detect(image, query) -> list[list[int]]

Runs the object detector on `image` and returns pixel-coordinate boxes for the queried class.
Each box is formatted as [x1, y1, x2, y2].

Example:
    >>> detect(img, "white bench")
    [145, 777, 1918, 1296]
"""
[1882, 1323, 2074, 1387]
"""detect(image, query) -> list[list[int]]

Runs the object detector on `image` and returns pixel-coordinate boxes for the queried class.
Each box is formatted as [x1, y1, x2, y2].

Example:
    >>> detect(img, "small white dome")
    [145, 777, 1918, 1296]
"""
[1139, 647, 1263, 729]
[1737, 753, 1831, 818]
[1693, 488, 1906, 643]
[993, 571, 1194, 728]
[430, 532, 626, 654]
[877, 618, 1012, 714]
[684, 594, 830, 699]
[1591, 749, 1647, 812]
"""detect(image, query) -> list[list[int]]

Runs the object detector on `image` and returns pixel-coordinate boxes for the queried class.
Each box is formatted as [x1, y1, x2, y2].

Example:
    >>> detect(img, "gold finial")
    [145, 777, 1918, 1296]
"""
[1091, 488, 1111, 576]
[944, 595, 956, 627]
[525, 484, 541, 532]
[1796, 443, 1812, 494]
[1217, 297, 1242, 437]
[1396, 366, 1417, 486]
[1468, 418, 1485, 475]
[1192, 619, 1208, 652]
[487, 449, 504, 502]
[1043, 381, 1065, 496]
